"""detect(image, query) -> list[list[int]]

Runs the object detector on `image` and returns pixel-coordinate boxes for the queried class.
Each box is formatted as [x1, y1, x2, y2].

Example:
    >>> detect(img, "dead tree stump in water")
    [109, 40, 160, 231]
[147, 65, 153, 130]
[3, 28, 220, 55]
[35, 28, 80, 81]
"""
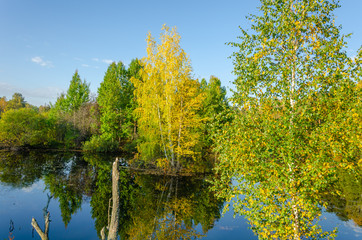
[31, 212, 50, 240]
[101, 158, 120, 240]
[31, 194, 52, 240]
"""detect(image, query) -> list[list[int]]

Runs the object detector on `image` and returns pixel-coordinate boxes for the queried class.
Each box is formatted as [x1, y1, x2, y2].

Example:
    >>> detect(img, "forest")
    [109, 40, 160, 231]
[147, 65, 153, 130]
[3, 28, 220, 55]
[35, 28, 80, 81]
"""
[0, 0, 361, 239]
[0, 26, 229, 173]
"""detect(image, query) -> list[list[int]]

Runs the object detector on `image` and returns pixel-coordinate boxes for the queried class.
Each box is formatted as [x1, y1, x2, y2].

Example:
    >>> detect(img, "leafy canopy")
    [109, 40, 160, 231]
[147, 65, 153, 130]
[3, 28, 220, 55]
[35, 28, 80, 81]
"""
[212, 0, 361, 239]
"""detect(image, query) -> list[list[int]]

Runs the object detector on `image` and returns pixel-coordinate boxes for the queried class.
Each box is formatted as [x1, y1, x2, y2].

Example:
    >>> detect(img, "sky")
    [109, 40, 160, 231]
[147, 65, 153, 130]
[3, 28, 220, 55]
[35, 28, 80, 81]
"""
[0, 0, 361, 106]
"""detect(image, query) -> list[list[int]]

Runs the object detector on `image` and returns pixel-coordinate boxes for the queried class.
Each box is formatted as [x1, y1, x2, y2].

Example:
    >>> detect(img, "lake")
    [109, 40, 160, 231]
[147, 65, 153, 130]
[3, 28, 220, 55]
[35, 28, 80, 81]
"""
[0, 151, 361, 239]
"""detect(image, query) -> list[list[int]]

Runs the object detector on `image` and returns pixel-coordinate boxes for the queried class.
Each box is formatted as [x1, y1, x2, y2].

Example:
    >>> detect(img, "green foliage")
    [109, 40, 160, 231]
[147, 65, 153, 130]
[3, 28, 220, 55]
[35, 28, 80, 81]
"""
[200, 76, 229, 150]
[93, 61, 133, 152]
[62, 70, 90, 112]
[82, 134, 119, 153]
[0, 108, 57, 147]
[201, 76, 228, 118]
[50, 93, 67, 115]
[5, 93, 26, 111]
[212, 0, 360, 239]
[0, 96, 7, 118]
[48, 71, 93, 148]
[83, 60, 141, 152]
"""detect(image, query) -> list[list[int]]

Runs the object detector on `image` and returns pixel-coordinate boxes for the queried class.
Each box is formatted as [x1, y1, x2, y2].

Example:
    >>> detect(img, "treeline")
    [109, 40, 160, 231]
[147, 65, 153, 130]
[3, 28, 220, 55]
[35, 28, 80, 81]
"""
[0, 26, 228, 172]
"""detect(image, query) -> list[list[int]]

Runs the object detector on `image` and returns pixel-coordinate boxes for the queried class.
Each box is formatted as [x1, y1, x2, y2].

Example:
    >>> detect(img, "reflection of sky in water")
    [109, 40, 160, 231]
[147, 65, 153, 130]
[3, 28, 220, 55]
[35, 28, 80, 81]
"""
[202, 205, 257, 240]
[345, 220, 362, 238]
[0, 180, 97, 240]
[21, 181, 43, 193]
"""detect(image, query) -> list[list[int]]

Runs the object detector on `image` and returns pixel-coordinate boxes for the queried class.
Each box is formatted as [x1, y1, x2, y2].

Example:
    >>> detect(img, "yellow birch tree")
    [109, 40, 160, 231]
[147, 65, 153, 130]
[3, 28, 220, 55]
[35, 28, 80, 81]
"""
[132, 25, 204, 171]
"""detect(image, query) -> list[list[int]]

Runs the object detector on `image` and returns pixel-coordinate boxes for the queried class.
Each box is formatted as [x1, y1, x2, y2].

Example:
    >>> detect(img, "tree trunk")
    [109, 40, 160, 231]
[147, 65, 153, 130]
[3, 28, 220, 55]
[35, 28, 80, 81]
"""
[157, 104, 169, 161]
[176, 97, 183, 170]
[108, 158, 120, 240]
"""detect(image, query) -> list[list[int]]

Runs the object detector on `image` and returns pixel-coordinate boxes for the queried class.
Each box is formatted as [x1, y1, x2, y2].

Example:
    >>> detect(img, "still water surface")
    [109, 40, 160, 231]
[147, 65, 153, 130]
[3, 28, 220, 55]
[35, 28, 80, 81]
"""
[0, 151, 360, 239]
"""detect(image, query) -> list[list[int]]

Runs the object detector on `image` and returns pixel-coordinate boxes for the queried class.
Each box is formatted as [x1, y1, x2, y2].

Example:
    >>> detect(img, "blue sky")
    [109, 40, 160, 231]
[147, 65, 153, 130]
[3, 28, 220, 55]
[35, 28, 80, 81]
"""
[0, 0, 361, 106]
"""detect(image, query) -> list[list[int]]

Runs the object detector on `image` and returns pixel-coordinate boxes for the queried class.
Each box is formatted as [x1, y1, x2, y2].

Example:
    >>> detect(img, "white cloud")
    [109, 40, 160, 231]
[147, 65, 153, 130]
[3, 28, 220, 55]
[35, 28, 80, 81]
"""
[81, 64, 90, 67]
[31, 56, 53, 68]
[102, 59, 113, 64]
[92, 58, 113, 64]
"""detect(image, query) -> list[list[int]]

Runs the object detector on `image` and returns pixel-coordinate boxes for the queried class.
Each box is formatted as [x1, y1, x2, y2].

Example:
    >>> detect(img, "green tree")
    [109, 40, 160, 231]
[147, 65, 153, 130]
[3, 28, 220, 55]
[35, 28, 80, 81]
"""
[49, 71, 92, 148]
[98, 61, 126, 142]
[132, 25, 205, 170]
[65, 70, 90, 112]
[51, 70, 90, 114]
[200, 76, 229, 149]
[212, 0, 360, 239]
[84, 61, 135, 152]
[5, 93, 26, 111]
[201, 76, 228, 118]
[126, 59, 142, 143]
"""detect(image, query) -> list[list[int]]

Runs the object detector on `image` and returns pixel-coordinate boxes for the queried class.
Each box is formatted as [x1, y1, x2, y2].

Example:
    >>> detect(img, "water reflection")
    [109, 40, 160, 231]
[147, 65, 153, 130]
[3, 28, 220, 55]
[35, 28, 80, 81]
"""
[0, 151, 361, 239]
[323, 169, 362, 227]
[86, 154, 224, 239]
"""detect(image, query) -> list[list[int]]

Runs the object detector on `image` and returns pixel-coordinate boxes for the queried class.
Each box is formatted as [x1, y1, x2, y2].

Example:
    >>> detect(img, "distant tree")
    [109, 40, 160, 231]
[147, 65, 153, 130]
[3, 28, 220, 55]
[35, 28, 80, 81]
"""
[39, 105, 51, 114]
[5, 93, 26, 111]
[51, 71, 90, 114]
[66, 70, 90, 111]
[0, 96, 7, 117]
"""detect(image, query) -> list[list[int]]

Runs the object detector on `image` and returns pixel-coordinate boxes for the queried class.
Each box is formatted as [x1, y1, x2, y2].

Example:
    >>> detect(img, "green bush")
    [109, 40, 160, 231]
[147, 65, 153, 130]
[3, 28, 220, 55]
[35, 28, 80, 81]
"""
[0, 108, 56, 147]
[82, 134, 119, 152]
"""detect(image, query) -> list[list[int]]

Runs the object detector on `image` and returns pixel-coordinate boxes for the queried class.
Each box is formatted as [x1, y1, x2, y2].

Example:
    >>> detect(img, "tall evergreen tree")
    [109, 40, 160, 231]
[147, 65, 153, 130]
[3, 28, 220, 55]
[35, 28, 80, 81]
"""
[65, 70, 90, 112]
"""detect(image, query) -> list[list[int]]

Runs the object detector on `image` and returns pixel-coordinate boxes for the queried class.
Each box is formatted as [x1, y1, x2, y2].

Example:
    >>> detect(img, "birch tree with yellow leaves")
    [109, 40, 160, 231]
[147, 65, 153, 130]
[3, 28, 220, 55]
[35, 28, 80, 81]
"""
[212, 0, 361, 239]
[132, 25, 205, 171]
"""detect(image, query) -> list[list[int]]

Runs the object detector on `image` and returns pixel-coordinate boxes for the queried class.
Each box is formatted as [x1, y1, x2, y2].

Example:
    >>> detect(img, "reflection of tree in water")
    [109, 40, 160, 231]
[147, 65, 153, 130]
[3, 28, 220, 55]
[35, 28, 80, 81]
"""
[0, 151, 97, 233]
[86, 154, 135, 239]
[43, 153, 95, 227]
[323, 169, 362, 227]
[127, 174, 223, 239]
[87, 153, 224, 240]
[0, 151, 51, 188]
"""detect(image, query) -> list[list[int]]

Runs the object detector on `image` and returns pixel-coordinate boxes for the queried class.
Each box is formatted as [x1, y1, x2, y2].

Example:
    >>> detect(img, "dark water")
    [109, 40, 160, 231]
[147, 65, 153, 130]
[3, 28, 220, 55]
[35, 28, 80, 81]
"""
[0, 151, 360, 239]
